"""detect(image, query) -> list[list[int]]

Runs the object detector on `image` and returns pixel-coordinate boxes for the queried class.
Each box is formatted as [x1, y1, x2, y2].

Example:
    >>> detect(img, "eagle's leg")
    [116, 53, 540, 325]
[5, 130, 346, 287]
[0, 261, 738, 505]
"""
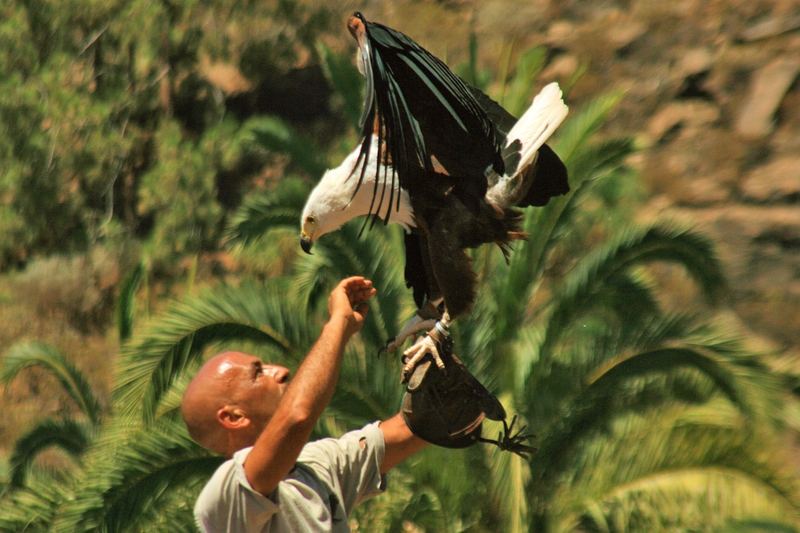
[401, 310, 452, 381]
[383, 315, 438, 353]
[383, 298, 443, 353]
[400, 210, 474, 381]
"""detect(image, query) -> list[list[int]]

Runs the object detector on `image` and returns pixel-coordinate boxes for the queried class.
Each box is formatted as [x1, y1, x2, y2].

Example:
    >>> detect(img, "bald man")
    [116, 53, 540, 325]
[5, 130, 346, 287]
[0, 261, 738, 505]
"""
[182, 277, 427, 532]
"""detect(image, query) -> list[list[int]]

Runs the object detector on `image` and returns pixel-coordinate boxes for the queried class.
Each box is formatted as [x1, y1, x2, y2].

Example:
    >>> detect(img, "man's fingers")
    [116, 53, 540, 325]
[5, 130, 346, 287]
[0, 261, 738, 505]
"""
[340, 275, 366, 285]
[340, 276, 371, 289]
[350, 286, 377, 304]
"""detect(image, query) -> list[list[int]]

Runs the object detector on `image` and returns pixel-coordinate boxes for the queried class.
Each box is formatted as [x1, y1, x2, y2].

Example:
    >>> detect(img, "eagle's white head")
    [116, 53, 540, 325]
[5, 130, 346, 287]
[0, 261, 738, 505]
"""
[300, 138, 415, 253]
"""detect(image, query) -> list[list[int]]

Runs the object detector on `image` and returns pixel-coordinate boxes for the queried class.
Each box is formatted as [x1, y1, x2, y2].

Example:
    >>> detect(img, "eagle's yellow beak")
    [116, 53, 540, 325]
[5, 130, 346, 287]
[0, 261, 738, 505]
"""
[300, 232, 313, 254]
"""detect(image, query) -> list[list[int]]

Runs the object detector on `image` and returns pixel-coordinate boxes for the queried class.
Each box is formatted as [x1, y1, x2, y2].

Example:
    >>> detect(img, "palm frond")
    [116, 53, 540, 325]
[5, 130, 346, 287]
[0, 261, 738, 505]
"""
[0, 471, 67, 532]
[351, 467, 450, 532]
[718, 519, 800, 533]
[523, 313, 698, 424]
[501, 46, 547, 117]
[484, 404, 531, 533]
[1, 341, 102, 425]
[525, 315, 783, 508]
[586, 344, 753, 415]
[545, 137, 636, 249]
[486, 94, 630, 353]
[8, 418, 91, 488]
[538, 221, 725, 359]
[552, 91, 625, 164]
[117, 261, 145, 342]
[244, 116, 327, 176]
[578, 467, 800, 532]
[316, 42, 363, 130]
[52, 418, 221, 533]
[114, 279, 309, 422]
[224, 177, 310, 248]
[534, 399, 799, 531]
[360, 446, 492, 532]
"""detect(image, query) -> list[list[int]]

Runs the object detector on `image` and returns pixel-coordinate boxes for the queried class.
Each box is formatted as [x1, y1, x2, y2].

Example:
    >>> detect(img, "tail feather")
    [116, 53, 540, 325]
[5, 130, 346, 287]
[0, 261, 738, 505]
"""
[506, 82, 569, 176]
[486, 83, 570, 209]
[517, 143, 569, 207]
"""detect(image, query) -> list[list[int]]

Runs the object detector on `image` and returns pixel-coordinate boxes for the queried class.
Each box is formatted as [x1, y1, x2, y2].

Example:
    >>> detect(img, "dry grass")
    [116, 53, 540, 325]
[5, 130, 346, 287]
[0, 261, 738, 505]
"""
[0, 251, 119, 455]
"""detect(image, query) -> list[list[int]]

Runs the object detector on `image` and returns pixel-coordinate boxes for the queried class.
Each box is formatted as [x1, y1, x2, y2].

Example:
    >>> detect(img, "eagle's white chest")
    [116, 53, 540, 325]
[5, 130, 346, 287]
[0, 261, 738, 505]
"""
[304, 138, 417, 238]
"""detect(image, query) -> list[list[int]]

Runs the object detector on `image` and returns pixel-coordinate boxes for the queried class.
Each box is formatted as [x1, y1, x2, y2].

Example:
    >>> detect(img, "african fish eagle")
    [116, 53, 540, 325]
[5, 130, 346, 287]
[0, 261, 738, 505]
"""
[300, 13, 569, 378]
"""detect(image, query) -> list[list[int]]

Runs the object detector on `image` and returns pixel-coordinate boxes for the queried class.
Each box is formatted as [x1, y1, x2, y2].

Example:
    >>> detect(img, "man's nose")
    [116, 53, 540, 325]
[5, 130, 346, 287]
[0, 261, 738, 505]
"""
[266, 365, 290, 383]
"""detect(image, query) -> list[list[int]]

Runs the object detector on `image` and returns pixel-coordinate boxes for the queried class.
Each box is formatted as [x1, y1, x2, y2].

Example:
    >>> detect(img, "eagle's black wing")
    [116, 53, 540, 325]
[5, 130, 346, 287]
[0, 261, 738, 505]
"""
[349, 12, 505, 226]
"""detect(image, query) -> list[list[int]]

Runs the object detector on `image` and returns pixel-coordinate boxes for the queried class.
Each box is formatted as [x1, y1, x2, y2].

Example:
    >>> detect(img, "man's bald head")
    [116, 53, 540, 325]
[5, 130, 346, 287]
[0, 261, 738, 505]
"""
[181, 352, 290, 456]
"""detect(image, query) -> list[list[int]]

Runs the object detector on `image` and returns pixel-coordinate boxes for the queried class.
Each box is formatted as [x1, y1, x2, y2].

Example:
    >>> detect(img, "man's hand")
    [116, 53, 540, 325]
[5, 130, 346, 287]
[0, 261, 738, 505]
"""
[328, 276, 376, 339]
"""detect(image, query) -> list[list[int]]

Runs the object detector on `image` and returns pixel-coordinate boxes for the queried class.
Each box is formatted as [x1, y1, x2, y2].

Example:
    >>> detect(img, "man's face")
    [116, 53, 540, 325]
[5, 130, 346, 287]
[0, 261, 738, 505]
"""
[220, 352, 290, 430]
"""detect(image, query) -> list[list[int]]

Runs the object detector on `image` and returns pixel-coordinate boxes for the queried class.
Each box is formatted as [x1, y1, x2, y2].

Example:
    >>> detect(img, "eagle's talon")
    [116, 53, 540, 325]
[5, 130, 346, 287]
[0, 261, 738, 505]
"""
[478, 414, 537, 458]
[401, 335, 444, 382]
[385, 317, 438, 357]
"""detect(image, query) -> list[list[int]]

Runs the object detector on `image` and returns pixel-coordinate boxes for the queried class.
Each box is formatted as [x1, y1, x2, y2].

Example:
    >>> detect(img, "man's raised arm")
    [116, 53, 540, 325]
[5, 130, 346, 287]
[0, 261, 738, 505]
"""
[243, 276, 376, 496]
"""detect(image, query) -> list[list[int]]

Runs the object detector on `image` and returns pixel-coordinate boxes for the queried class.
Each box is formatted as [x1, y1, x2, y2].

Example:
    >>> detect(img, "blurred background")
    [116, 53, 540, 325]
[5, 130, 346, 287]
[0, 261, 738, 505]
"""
[0, 0, 798, 531]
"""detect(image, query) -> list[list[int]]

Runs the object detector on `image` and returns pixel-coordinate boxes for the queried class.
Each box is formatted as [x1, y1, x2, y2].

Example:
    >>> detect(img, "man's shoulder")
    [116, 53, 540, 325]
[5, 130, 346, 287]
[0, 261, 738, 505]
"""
[194, 451, 243, 517]
[195, 446, 280, 532]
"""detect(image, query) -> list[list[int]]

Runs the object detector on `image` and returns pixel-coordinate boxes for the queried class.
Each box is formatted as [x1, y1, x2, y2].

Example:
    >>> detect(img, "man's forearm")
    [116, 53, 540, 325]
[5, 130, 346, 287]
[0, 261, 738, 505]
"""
[379, 413, 428, 473]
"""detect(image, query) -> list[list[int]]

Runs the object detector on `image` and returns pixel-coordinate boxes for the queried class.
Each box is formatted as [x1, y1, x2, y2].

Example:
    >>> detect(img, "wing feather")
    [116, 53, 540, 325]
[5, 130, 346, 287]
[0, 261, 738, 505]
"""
[348, 13, 503, 225]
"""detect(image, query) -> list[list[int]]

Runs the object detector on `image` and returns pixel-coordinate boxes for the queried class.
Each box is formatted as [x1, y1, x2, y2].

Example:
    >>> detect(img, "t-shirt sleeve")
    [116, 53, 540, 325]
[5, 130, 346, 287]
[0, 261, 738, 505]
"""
[194, 448, 279, 533]
[299, 421, 386, 514]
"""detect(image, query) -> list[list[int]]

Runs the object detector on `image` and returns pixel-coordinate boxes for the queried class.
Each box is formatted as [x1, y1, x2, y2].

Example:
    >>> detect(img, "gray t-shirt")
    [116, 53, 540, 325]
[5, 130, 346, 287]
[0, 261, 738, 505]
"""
[194, 422, 386, 532]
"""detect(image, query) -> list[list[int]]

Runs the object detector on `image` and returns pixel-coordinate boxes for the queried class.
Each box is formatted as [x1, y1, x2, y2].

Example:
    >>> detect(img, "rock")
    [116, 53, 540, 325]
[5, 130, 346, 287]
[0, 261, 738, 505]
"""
[200, 60, 253, 95]
[675, 48, 715, 79]
[739, 13, 800, 42]
[740, 156, 800, 202]
[646, 101, 720, 143]
[541, 54, 579, 81]
[674, 176, 730, 206]
[545, 20, 577, 48]
[735, 57, 800, 139]
[683, 205, 800, 244]
[608, 19, 647, 52]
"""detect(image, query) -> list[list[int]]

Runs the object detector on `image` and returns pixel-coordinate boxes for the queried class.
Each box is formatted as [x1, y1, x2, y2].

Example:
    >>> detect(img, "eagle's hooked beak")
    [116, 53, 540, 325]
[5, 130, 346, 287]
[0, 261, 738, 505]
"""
[300, 234, 313, 255]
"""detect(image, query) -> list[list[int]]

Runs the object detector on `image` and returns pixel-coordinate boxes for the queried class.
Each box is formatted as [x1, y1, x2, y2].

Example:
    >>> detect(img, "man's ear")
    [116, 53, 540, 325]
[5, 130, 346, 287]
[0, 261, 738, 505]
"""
[217, 406, 251, 430]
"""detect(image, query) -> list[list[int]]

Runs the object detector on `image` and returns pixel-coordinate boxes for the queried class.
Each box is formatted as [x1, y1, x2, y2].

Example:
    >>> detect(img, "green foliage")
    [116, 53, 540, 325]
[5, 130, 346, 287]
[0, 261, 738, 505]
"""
[52, 418, 221, 533]
[244, 117, 327, 177]
[224, 177, 311, 249]
[0, 472, 65, 532]
[100, 89, 797, 532]
[117, 261, 145, 342]
[8, 418, 91, 488]
[501, 46, 548, 116]
[317, 42, 364, 131]
[0, 0, 335, 269]
[138, 120, 224, 264]
[1, 341, 102, 425]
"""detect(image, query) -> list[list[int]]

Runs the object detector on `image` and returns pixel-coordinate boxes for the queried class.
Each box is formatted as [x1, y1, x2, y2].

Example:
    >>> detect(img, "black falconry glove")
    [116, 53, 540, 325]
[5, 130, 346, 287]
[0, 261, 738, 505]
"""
[400, 336, 536, 457]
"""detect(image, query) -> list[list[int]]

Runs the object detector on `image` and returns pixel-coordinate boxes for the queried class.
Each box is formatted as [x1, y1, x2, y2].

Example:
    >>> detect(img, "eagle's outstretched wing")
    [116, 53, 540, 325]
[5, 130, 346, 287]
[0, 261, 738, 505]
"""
[348, 12, 505, 226]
